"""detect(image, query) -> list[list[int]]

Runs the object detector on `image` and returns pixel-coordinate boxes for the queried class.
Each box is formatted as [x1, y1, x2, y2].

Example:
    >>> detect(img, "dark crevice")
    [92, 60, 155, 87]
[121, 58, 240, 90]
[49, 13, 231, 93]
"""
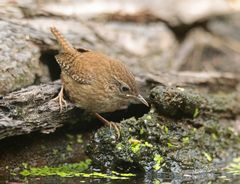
[168, 20, 208, 42]
[40, 49, 61, 80]
[100, 103, 150, 123]
[72, 104, 150, 129]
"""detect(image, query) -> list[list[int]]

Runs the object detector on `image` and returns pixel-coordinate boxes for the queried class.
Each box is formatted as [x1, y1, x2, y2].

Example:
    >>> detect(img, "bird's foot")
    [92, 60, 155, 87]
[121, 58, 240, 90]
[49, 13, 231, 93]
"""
[52, 85, 67, 112]
[105, 121, 121, 139]
[94, 113, 121, 139]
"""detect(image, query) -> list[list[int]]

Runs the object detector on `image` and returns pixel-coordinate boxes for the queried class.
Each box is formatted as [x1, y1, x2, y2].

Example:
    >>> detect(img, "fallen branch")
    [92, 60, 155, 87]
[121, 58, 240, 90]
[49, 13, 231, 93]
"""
[0, 80, 79, 140]
[0, 71, 239, 141]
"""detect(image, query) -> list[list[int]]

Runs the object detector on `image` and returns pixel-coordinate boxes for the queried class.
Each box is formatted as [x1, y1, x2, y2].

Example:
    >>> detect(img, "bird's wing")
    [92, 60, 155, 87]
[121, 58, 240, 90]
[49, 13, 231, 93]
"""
[55, 52, 93, 84]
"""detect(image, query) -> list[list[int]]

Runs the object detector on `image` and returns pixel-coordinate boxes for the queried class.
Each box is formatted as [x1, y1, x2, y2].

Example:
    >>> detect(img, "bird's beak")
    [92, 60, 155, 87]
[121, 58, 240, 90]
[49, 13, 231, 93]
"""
[137, 94, 149, 107]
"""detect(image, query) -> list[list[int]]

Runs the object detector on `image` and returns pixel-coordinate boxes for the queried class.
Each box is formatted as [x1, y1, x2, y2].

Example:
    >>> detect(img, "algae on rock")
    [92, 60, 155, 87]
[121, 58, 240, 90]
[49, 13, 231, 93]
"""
[87, 86, 240, 174]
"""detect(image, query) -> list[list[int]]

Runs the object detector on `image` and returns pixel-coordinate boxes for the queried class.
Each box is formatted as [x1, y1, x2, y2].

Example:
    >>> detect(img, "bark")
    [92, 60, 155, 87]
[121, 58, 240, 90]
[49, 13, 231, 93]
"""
[0, 80, 78, 140]
[0, 71, 239, 141]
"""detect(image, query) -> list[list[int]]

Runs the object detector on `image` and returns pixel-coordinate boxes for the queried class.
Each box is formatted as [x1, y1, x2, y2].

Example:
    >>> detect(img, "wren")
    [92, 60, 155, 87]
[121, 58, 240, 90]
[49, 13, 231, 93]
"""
[50, 27, 148, 138]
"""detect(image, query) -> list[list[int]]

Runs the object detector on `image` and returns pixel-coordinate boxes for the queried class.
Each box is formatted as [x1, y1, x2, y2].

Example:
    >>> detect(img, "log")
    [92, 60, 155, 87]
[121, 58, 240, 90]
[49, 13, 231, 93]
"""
[0, 80, 77, 140]
[0, 71, 239, 141]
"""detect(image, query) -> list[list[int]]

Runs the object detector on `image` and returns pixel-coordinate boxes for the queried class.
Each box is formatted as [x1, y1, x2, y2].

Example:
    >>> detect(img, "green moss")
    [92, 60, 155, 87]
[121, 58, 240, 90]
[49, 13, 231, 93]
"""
[116, 143, 124, 150]
[193, 108, 200, 118]
[52, 149, 59, 155]
[146, 115, 152, 120]
[144, 142, 153, 148]
[150, 86, 202, 118]
[167, 142, 174, 148]
[211, 133, 218, 140]
[129, 138, 141, 154]
[86, 86, 240, 173]
[226, 157, 240, 175]
[153, 154, 164, 171]
[140, 128, 145, 135]
[19, 159, 135, 179]
[80, 172, 131, 179]
[66, 144, 73, 152]
[182, 137, 190, 145]
[203, 152, 212, 162]
[20, 159, 92, 177]
[77, 134, 83, 143]
[161, 125, 168, 134]
[111, 171, 136, 177]
[129, 138, 155, 154]
[22, 163, 28, 169]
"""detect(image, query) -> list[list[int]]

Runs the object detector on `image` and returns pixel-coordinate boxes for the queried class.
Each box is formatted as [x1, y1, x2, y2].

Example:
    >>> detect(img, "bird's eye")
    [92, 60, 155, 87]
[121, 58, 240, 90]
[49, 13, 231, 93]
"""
[120, 85, 130, 92]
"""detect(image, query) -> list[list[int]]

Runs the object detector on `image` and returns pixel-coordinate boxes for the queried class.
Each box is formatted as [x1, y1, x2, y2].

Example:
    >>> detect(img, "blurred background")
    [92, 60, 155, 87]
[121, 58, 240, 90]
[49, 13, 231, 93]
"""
[0, 0, 240, 91]
[0, 0, 240, 183]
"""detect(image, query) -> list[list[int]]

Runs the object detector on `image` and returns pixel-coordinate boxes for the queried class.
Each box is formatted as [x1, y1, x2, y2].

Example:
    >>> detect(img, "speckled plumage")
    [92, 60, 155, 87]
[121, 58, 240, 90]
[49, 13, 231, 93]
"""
[50, 26, 148, 121]
[51, 27, 138, 112]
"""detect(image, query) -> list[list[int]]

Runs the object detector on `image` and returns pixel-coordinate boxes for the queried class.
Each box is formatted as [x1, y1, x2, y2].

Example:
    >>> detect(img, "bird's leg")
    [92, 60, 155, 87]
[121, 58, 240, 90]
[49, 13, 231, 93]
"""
[52, 85, 68, 112]
[94, 113, 121, 139]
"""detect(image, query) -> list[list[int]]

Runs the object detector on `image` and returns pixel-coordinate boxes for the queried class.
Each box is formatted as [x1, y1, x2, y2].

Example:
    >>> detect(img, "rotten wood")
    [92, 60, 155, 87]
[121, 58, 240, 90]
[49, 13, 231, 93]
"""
[0, 71, 239, 141]
[0, 80, 77, 141]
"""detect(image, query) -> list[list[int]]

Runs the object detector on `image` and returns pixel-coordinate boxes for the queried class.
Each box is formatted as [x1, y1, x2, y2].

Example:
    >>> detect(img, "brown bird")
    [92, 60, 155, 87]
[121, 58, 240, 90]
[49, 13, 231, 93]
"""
[50, 27, 149, 138]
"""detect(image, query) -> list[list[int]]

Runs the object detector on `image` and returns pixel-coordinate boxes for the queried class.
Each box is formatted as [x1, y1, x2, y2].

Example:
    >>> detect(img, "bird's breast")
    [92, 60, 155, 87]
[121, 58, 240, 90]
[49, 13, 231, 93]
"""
[61, 73, 129, 113]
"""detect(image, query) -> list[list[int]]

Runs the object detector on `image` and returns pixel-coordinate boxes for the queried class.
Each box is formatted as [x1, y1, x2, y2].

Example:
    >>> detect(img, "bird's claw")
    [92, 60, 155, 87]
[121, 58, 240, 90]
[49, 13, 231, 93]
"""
[94, 113, 121, 139]
[106, 121, 121, 139]
[52, 86, 67, 112]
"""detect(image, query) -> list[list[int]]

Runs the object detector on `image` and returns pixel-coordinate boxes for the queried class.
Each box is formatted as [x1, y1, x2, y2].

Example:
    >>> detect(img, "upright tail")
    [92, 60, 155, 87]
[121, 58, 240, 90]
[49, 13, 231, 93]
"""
[50, 27, 75, 53]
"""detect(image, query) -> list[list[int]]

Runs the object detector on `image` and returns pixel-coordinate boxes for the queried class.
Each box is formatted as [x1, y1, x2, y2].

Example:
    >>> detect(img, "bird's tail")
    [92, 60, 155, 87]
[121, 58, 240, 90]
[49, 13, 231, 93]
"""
[50, 27, 75, 53]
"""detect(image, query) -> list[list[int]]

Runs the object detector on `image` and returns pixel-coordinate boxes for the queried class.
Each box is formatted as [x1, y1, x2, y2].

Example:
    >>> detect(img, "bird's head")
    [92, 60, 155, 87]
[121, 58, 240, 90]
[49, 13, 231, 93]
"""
[108, 62, 149, 107]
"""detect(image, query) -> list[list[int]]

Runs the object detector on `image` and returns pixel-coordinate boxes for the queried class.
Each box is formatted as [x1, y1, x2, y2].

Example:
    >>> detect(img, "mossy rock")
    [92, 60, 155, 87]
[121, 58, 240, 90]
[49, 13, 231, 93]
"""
[86, 86, 240, 174]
